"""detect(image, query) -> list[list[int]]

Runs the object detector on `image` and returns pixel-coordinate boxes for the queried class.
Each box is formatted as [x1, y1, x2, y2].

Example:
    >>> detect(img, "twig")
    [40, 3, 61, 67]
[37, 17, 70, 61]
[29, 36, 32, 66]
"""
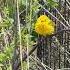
[40, 6, 68, 29]
[54, 8, 70, 27]
[37, 1, 69, 29]
[66, 0, 70, 6]
[30, 56, 53, 70]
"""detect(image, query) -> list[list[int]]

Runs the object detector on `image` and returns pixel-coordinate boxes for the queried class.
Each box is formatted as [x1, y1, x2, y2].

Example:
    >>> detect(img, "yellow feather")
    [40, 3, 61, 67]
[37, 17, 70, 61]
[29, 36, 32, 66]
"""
[35, 15, 55, 36]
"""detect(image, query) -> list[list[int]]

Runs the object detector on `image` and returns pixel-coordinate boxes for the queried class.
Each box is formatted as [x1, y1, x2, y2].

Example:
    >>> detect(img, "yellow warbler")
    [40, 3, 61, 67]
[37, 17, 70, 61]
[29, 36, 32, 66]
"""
[35, 15, 55, 36]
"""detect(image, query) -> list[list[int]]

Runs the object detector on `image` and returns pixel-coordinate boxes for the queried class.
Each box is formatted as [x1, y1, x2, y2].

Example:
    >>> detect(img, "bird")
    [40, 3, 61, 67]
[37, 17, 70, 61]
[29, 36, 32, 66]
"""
[35, 15, 55, 36]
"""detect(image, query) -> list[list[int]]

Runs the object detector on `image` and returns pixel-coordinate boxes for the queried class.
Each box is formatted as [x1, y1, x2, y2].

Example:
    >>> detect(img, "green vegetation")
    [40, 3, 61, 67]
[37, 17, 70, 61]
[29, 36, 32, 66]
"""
[0, 0, 70, 70]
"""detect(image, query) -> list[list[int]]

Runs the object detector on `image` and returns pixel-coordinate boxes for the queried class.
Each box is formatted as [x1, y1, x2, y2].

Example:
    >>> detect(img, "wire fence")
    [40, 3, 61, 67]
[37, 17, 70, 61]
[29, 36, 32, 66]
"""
[37, 0, 70, 70]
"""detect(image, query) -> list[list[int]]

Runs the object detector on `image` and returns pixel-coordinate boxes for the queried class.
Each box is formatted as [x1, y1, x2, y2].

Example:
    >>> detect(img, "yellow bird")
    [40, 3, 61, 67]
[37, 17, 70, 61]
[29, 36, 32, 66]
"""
[35, 15, 55, 36]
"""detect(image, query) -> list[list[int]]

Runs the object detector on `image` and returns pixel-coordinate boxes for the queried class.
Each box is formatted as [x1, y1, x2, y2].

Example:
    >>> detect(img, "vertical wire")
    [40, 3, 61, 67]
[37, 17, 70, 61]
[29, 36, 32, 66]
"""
[66, 1, 70, 67]
[49, 37, 52, 68]
[58, 0, 62, 69]
[49, 6, 52, 68]
[67, 0, 70, 52]
[53, 7, 57, 70]
[41, 36, 44, 63]
[64, 0, 67, 68]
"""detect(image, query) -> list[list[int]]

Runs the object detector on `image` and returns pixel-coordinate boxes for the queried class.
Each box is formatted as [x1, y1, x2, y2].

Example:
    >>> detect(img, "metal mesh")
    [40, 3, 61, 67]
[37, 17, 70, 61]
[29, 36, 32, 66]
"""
[37, 0, 70, 70]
